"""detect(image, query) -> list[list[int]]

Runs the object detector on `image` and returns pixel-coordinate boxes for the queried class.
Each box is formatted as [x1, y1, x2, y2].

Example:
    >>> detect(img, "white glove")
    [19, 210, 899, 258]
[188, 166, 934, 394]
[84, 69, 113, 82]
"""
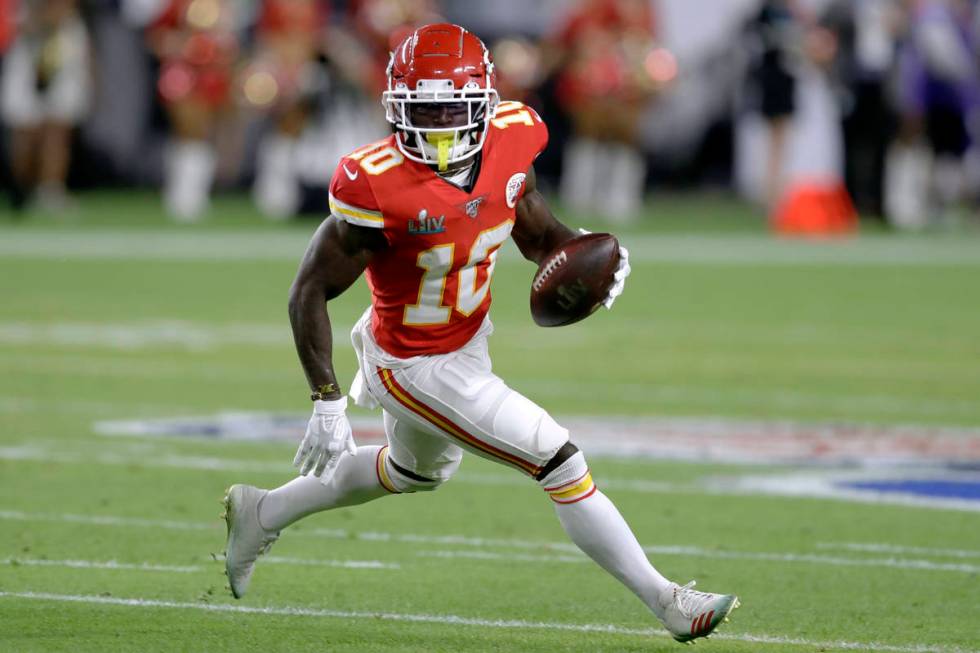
[577, 228, 630, 309]
[292, 396, 357, 483]
[603, 245, 631, 309]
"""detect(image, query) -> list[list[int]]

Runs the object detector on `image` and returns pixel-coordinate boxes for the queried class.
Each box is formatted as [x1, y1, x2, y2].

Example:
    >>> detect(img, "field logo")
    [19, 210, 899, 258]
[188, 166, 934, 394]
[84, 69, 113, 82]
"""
[93, 414, 980, 511]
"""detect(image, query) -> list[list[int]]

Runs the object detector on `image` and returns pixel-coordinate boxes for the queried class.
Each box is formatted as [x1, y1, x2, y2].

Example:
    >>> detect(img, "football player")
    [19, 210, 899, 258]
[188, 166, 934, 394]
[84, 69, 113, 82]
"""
[223, 23, 738, 643]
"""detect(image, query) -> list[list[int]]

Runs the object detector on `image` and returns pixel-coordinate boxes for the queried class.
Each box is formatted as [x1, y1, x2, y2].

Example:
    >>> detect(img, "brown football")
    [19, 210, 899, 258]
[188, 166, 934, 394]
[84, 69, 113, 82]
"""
[530, 233, 621, 327]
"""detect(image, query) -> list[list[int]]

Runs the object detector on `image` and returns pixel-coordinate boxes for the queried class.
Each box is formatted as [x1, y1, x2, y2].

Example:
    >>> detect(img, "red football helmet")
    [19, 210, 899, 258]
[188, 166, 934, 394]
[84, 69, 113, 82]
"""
[383, 24, 498, 170]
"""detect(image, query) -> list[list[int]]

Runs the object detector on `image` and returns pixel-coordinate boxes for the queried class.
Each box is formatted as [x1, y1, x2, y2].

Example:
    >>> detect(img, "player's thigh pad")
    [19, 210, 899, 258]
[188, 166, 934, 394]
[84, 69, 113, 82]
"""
[369, 348, 568, 476]
[381, 409, 462, 492]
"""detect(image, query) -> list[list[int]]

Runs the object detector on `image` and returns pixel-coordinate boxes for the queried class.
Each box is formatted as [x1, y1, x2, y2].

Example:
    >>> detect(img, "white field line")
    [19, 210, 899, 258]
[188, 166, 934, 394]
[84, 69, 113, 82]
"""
[419, 548, 980, 574]
[420, 550, 589, 564]
[0, 446, 288, 474]
[1, 352, 294, 382]
[0, 321, 293, 351]
[1, 554, 395, 573]
[0, 396, 201, 418]
[817, 542, 980, 559]
[261, 556, 398, 570]
[4, 230, 980, 266]
[0, 509, 214, 531]
[2, 509, 976, 575]
[2, 558, 199, 573]
[0, 591, 973, 653]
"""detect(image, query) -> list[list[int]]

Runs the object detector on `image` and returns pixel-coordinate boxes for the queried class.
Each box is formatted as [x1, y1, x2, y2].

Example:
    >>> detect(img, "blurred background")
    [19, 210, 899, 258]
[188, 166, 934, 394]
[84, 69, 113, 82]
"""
[1, 0, 978, 231]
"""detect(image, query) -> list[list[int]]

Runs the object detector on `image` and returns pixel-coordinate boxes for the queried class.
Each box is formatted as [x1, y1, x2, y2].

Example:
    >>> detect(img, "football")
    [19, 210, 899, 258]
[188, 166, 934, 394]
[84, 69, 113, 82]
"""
[530, 233, 621, 327]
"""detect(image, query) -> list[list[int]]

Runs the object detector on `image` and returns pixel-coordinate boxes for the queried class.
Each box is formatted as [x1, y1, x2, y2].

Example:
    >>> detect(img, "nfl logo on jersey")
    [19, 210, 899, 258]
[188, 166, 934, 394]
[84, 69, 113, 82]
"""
[463, 196, 486, 218]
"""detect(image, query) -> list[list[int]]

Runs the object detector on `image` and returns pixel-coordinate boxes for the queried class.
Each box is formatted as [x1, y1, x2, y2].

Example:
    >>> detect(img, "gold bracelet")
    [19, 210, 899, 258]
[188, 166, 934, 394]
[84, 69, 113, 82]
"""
[310, 383, 339, 401]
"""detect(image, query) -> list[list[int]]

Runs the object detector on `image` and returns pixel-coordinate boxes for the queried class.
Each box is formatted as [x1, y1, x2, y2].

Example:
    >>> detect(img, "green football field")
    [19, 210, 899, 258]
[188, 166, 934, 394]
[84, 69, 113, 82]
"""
[1, 192, 979, 652]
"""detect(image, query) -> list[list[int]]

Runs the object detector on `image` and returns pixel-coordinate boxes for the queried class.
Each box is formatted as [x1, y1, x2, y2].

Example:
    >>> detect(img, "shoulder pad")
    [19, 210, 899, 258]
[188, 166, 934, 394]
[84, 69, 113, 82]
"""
[329, 151, 384, 229]
[490, 101, 549, 159]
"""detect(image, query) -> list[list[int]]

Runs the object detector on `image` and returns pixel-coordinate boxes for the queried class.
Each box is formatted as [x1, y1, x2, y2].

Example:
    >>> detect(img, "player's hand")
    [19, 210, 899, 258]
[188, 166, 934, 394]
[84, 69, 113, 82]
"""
[292, 396, 357, 483]
[603, 245, 630, 309]
[577, 228, 630, 310]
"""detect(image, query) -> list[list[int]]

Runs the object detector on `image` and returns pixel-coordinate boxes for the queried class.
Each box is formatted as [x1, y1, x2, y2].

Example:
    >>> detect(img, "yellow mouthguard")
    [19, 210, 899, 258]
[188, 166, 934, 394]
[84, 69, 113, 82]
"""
[425, 133, 452, 171]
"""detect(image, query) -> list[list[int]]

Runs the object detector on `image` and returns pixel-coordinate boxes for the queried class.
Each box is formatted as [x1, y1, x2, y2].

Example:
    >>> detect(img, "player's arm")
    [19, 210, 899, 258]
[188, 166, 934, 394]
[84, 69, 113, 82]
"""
[288, 216, 385, 399]
[288, 216, 385, 479]
[511, 165, 577, 265]
[513, 165, 631, 309]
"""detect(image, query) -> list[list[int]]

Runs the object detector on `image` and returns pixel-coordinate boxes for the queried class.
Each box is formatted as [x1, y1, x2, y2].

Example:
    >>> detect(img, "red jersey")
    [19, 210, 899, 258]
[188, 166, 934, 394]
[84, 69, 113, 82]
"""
[328, 101, 548, 358]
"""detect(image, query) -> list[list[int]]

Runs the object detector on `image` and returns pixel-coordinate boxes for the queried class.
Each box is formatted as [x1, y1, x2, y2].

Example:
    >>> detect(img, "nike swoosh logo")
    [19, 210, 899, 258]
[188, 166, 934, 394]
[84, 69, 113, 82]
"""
[342, 163, 359, 181]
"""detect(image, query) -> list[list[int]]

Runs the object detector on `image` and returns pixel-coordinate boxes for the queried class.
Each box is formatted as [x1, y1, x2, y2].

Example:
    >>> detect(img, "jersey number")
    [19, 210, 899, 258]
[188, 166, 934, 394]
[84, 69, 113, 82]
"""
[404, 221, 512, 326]
[491, 101, 536, 129]
[348, 142, 404, 176]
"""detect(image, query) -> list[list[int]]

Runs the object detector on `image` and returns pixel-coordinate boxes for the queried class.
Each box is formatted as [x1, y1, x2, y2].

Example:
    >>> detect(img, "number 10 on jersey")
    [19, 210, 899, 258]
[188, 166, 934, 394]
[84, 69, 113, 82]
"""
[404, 221, 513, 326]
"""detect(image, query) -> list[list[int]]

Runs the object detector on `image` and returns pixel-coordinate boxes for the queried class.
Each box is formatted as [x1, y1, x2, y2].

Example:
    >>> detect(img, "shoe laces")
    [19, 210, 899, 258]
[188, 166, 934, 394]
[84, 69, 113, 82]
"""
[258, 531, 280, 555]
[674, 581, 717, 618]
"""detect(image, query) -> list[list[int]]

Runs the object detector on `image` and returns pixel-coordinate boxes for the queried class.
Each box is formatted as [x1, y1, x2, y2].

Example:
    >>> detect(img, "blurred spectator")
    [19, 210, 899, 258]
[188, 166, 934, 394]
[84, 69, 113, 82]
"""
[738, 0, 858, 236]
[490, 36, 546, 107]
[745, 0, 800, 210]
[1, 0, 91, 213]
[549, 0, 661, 223]
[146, 0, 242, 221]
[246, 0, 327, 219]
[836, 0, 903, 218]
[886, 0, 979, 229]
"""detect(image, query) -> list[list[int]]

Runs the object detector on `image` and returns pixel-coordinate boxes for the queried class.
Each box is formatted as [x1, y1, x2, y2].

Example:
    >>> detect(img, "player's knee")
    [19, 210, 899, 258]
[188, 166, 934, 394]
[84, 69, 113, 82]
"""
[536, 443, 596, 504]
[493, 394, 569, 465]
[382, 453, 456, 493]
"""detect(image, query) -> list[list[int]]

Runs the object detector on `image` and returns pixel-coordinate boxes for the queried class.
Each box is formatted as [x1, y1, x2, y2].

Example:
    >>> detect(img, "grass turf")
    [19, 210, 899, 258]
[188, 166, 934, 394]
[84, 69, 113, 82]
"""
[1, 191, 979, 652]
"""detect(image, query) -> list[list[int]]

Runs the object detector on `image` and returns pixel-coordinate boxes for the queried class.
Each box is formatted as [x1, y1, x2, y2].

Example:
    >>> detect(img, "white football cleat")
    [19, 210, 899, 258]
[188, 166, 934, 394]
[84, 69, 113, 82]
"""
[222, 484, 280, 599]
[658, 580, 739, 643]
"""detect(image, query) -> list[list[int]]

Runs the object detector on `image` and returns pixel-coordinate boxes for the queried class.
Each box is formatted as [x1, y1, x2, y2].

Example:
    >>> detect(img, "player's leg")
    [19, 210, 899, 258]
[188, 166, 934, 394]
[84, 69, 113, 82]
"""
[222, 444, 390, 599]
[257, 409, 462, 531]
[536, 442, 738, 642]
[224, 411, 461, 598]
[369, 348, 737, 642]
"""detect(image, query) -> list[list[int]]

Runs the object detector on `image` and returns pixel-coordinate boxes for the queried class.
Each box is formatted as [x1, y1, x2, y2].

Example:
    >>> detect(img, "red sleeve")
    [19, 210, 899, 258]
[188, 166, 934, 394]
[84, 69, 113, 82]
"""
[492, 101, 549, 163]
[328, 155, 384, 229]
[527, 107, 549, 161]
